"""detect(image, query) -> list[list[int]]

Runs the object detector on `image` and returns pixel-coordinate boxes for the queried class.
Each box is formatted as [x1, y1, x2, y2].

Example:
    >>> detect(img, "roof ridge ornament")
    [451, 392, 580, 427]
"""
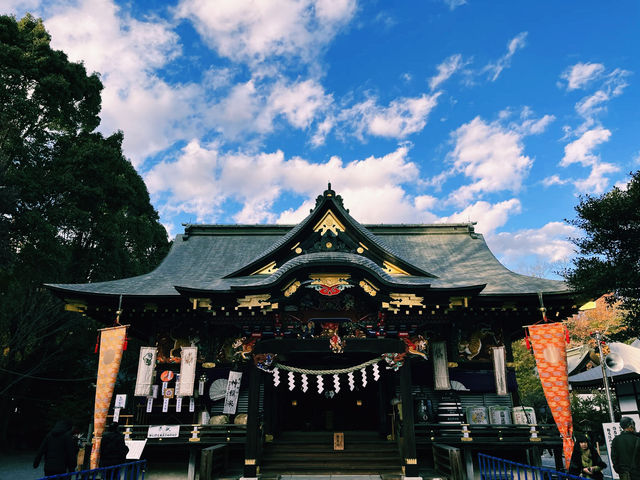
[313, 182, 348, 211]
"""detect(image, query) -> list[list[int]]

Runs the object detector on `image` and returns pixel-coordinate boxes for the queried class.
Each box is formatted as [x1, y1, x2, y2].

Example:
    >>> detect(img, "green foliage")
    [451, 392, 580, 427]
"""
[0, 14, 170, 447]
[571, 390, 616, 437]
[512, 340, 548, 415]
[565, 171, 640, 337]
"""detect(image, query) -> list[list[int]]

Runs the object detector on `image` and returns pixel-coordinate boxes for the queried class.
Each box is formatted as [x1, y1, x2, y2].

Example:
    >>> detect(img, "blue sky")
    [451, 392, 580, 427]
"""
[6, 0, 639, 276]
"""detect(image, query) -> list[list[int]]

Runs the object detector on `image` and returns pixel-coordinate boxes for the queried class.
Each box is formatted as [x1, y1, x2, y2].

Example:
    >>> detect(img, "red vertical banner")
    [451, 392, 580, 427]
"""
[528, 323, 573, 470]
[90, 325, 128, 469]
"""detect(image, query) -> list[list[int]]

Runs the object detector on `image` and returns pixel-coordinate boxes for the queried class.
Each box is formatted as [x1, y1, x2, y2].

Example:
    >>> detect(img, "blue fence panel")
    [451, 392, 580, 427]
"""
[38, 460, 146, 480]
[479, 453, 586, 480]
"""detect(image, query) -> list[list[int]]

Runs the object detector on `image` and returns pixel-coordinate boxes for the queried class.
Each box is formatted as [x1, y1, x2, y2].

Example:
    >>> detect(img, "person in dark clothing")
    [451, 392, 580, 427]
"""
[100, 423, 129, 467]
[611, 417, 640, 480]
[569, 433, 606, 479]
[33, 419, 77, 476]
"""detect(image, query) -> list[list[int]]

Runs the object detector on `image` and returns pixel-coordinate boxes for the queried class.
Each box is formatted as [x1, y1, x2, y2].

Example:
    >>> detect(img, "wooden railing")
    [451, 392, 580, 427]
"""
[432, 443, 464, 480]
[415, 423, 562, 446]
[121, 424, 247, 445]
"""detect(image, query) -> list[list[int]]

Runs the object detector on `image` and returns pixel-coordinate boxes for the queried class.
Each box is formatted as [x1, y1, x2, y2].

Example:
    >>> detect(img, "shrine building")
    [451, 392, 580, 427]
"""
[47, 185, 580, 478]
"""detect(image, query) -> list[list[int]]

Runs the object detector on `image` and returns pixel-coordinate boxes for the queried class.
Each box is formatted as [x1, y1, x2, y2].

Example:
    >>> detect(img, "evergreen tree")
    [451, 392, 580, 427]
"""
[0, 14, 169, 447]
[564, 171, 640, 337]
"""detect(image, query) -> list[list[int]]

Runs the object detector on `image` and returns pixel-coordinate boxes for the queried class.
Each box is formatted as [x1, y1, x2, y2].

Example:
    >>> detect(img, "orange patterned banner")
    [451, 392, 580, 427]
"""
[90, 325, 128, 469]
[528, 323, 573, 470]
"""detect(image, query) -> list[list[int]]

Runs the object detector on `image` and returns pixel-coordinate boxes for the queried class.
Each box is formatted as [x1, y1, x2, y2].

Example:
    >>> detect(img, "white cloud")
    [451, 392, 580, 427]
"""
[446, 112, 551, 205]
[488, 222, 578, 265]
[573, 161, 620, 194]
[429, 54, 466, 90]
[483, 32, 527, 81]
[145, 144, 438, 225]
[561, 127, 611, 167]
[542, 175, 569, 187]
[560, 128, 620, 194]
[42, 0, 202, 167]
[438, 199, 521, 235]
[443, 0, 467, 10]
[267, 79, 332, 129]
[561, 62, 605, 90]
[174, 0, 356, 68]
[338, 93, 441, 140]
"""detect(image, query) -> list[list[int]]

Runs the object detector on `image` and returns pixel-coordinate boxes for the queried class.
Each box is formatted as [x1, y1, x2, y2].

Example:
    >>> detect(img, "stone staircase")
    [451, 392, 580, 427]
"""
[260, 431, 402, 475]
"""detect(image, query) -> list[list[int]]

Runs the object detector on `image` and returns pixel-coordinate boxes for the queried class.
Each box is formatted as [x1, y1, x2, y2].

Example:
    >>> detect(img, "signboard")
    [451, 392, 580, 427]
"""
[125, 440, 147, 459]
[147, 425, 180, 438]
[223, 371, 243, 414]
[603, 414, 640, 480]
[114, 394, 127, 409]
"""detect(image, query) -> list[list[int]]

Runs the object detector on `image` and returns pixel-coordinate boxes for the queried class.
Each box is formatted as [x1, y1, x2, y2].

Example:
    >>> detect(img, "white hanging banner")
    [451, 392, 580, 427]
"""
[288, 371, 295, 391]
[361, 368, 367, 387]
[134, 347, 157, 396]
[333, 374, 340, 393]
[176, 397, 183, 412]
[492, 346, 508, 396]
[317, 375, 324, 393]
[113, 407, 121, 423]
[348, 372, 355, 391]
[162, 382, 168, 396]
[162, 398, 169, 412]
[223, 371, 242, 414]
[301, 374, 308, 392]
[273, 368, 281, 387]
[432, 341, 451, 390]
[152, 385, 159, 399]
[372, 363, 380, 381]
[198, 378, 206, 396]
[146, 397, 153, 413]
[189, 397, 195, 412]
[115, 394, 127, 408]
[176, 347, 197, 397]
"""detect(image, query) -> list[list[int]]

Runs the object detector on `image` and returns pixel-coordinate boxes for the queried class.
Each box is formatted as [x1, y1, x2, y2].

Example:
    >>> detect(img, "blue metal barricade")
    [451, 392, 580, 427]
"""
[479, 453, 585, 480]
[38, 460, 146, 480]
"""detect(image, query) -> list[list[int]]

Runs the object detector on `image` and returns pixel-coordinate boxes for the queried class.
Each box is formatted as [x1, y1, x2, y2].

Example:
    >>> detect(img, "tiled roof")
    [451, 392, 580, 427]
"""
[47, 223, 569, 299]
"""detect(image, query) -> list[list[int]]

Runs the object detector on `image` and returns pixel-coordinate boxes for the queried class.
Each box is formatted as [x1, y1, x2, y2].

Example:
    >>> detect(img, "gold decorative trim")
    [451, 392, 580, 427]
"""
[290, 242, 300, 250]
[250, 261, 278, 275]
[383, 293, 424, 311]
[309, 273, 351, 287]
[283, 280, 301, 297]
[190, 298, 212, 309]
[449, 296, 469, 308]
[405, 458, 417, 465]
[245, 459, 256, 465]
[237, 294, 272, 309]
[359, 279, 379, 297]
[313, 210, 346, 236]
[356, 247, 364, 254]
[64, 302, 87, 313]
[382, 260, 410, 276]
[358, 242, 369, 251]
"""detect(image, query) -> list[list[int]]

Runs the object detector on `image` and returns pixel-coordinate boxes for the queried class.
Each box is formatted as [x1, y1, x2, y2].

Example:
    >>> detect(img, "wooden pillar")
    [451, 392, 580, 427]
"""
[400, 358, 418, 477]
[378, 374, 387, 438]
[244, 366, 261, 478]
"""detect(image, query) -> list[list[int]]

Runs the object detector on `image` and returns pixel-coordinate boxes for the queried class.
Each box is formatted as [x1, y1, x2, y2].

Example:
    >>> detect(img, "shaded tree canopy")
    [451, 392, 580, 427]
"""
[0, 14, 170, 446]
[564, 171, 640, 337]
